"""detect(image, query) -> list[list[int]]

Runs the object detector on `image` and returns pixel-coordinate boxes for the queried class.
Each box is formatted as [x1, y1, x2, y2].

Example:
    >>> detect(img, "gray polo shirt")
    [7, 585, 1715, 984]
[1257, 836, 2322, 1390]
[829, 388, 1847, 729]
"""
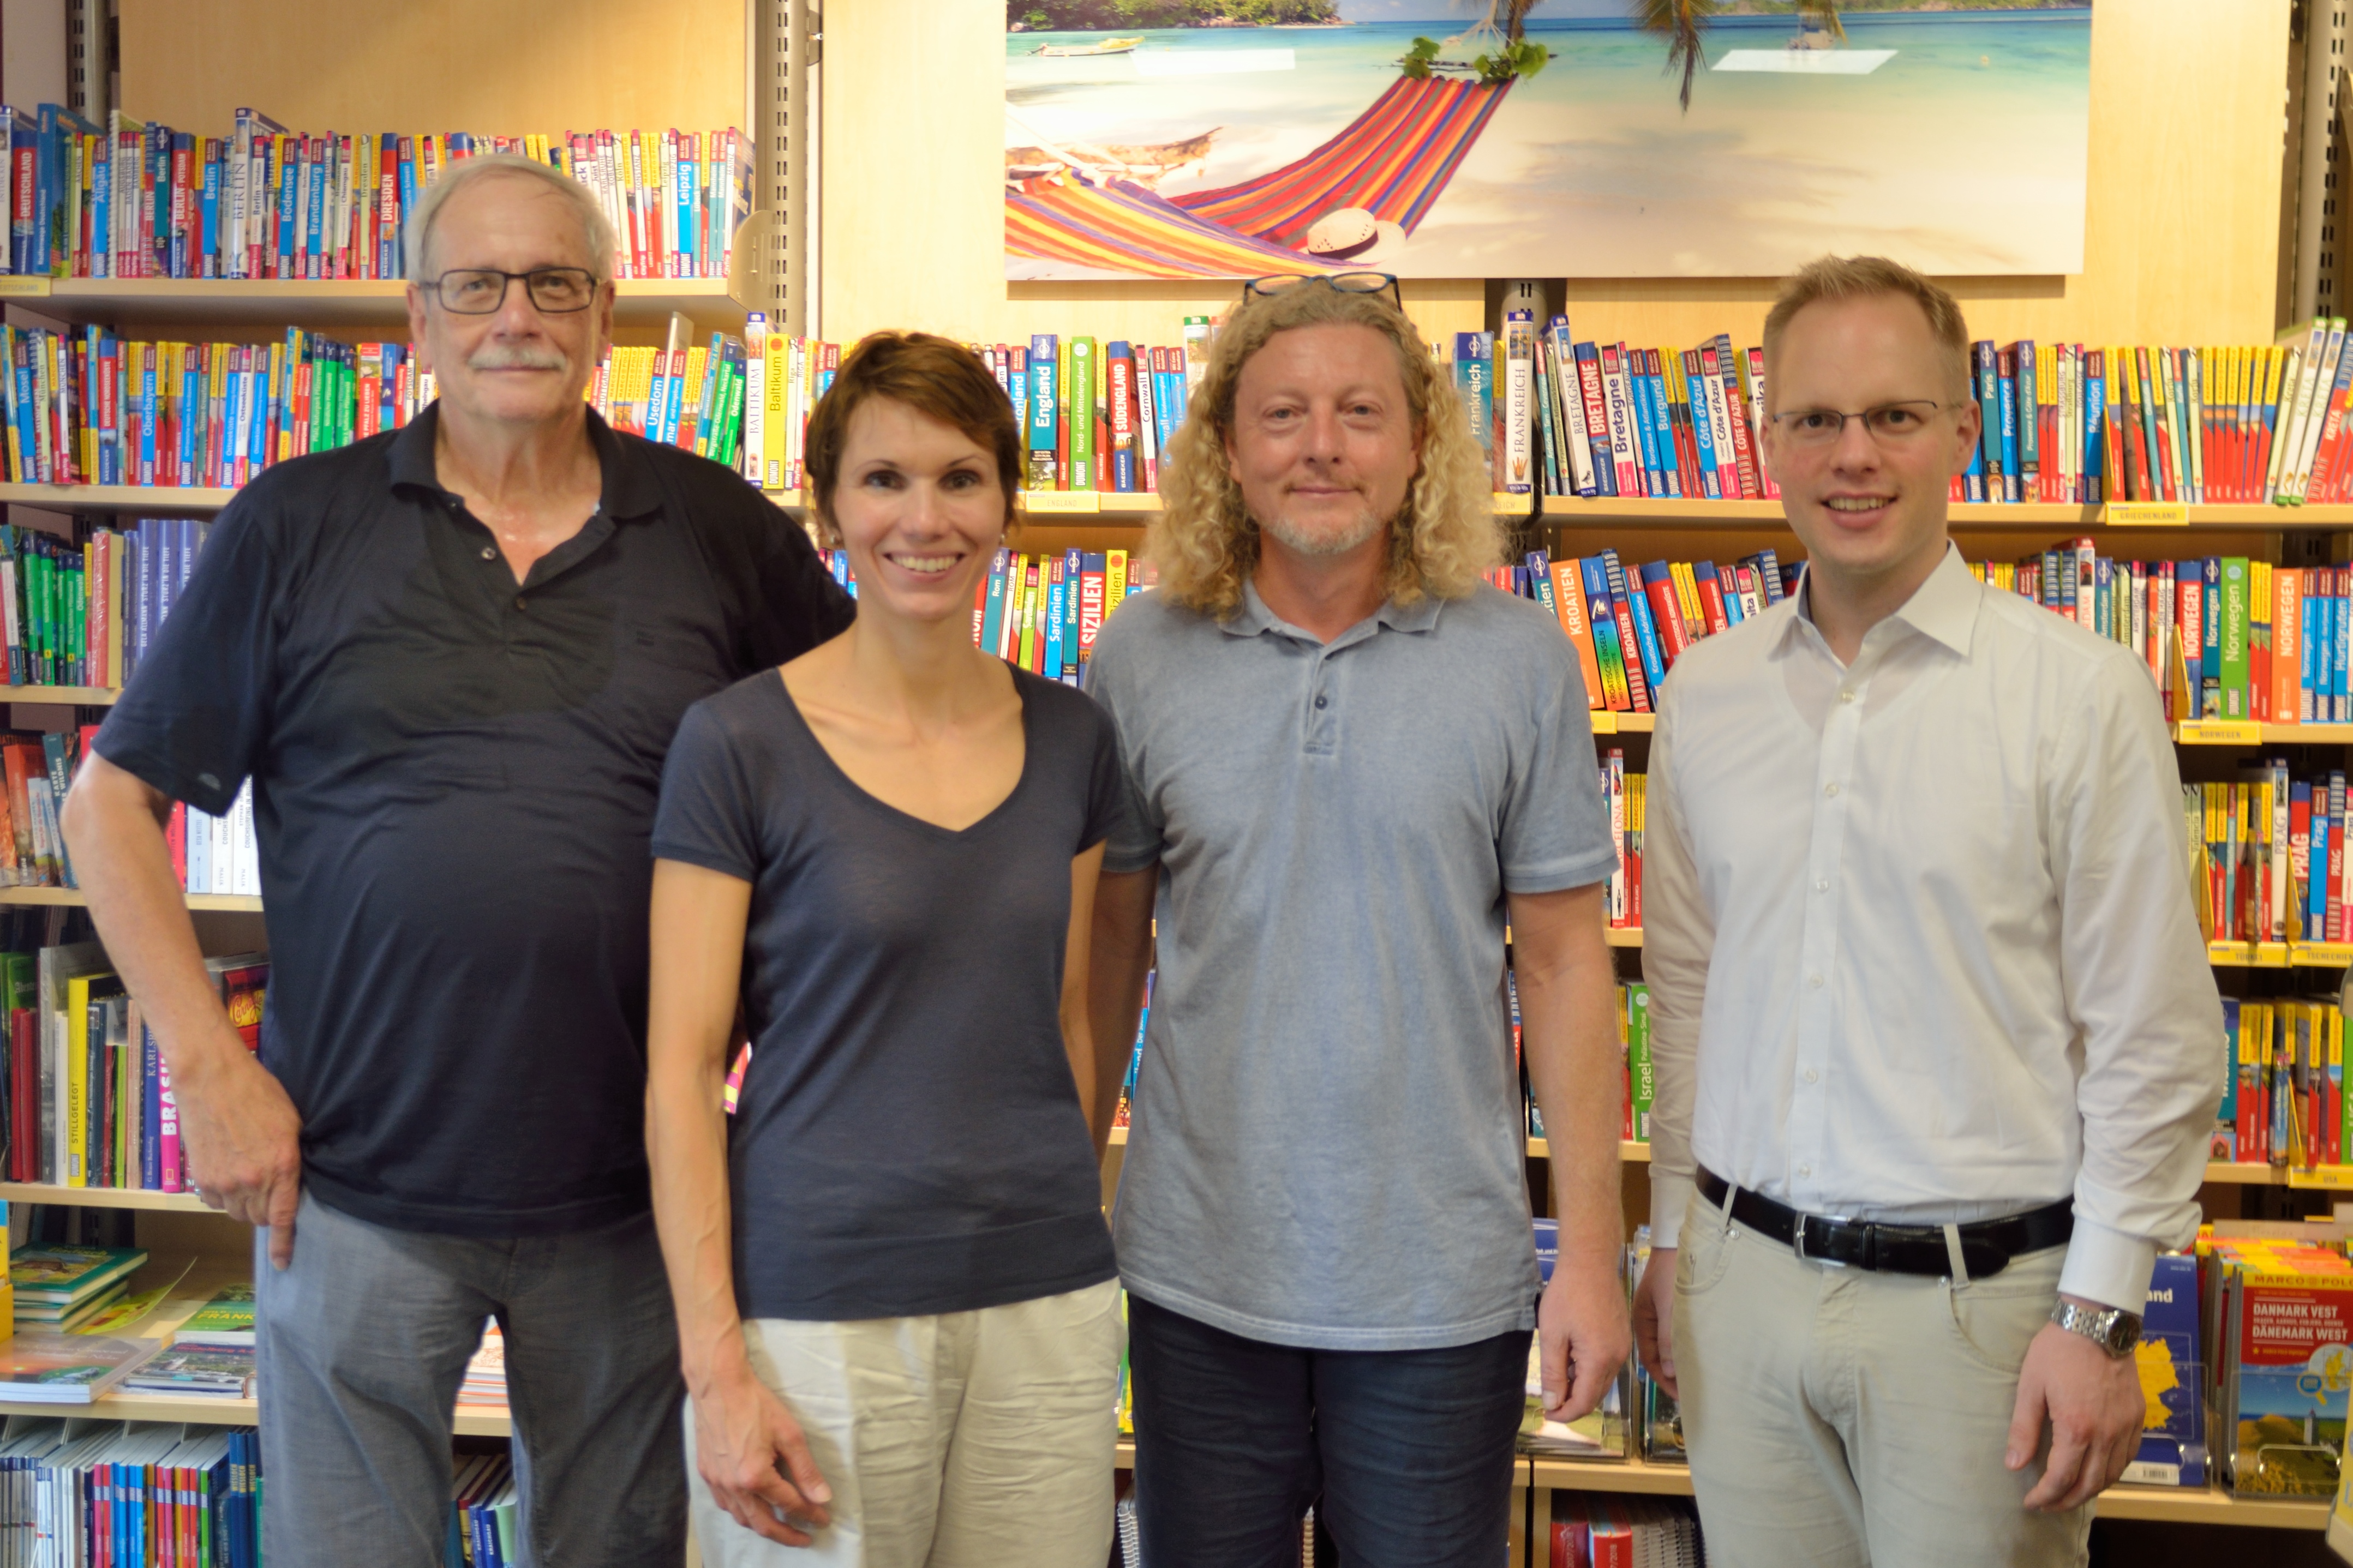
[1089, 580, 1616, 1350]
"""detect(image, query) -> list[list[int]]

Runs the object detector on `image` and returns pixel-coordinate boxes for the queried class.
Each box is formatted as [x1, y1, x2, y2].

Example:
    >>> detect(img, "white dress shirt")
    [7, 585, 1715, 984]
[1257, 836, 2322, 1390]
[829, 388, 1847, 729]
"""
[1645, 544, 2225, 1312]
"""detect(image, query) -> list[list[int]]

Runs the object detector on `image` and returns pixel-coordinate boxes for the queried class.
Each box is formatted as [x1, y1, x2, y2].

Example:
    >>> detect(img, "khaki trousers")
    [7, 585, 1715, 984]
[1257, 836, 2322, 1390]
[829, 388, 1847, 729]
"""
[688, 1279, 1124, 1568]
[1673, 1188, 2093, 1568]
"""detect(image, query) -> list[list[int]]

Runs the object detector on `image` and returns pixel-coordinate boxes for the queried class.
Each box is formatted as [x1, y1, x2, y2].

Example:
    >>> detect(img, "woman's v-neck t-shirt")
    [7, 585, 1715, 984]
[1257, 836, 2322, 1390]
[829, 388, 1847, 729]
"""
[651, 663, 1125, 1321]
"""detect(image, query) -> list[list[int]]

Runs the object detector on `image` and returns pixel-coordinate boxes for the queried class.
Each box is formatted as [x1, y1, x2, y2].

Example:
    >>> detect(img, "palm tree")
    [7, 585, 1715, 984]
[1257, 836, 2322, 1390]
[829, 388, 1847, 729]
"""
[1638, 1, 1846, 112]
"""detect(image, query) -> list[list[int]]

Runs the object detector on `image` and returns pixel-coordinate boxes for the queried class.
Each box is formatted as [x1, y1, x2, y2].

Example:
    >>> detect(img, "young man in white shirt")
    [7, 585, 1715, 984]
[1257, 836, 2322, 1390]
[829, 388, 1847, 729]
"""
[1631, 255, 2223, 1566]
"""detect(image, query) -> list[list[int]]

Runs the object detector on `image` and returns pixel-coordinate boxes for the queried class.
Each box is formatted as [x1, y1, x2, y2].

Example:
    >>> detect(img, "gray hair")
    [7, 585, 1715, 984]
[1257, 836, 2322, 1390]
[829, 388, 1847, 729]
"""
[404, 151, 617, 283]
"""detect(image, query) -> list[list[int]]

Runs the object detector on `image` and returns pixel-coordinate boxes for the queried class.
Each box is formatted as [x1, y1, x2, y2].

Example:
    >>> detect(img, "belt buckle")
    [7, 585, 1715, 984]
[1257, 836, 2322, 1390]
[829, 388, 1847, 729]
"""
[1793, 1212, 1850, 1267]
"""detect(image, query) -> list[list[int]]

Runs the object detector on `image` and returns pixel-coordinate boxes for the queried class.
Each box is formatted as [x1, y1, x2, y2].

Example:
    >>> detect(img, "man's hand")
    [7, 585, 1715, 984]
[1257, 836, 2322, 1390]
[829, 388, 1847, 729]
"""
[692, 1360, 835, 1547]
[1539, 1247, 1633, 1422]
[2006, 1301, 2145, 1512]
[1632, 1248, 1677, 1400]
[172, 1042, 303, 1269]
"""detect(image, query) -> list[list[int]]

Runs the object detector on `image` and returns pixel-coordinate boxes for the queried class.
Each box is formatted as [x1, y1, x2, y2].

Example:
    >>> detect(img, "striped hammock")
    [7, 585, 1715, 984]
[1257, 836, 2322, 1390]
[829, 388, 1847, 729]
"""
[1006, 175, 1343, 280]
[1005, 75, 1512, 279]
[1172, 77, 1512, 250]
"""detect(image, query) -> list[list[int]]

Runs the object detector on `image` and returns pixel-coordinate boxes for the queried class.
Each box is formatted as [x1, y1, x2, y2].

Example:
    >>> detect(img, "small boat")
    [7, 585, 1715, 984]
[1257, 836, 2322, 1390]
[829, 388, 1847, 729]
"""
[1033, 36, 1143, 58]
[1006, 128, 1219, 189]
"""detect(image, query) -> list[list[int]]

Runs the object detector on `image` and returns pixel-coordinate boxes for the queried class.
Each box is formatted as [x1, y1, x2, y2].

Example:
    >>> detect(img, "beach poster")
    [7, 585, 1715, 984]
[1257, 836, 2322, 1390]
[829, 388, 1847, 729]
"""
[1004, 3, 2093, 281]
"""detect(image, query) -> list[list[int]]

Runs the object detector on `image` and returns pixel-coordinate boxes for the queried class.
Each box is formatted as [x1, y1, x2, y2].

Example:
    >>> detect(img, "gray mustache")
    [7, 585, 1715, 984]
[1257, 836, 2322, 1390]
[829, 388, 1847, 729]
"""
[467, 349, 568, 371]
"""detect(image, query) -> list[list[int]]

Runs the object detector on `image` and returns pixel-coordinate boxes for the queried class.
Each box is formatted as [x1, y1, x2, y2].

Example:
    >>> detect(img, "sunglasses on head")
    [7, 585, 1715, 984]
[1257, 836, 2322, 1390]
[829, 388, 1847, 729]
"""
[1242, 272, 1405, 315]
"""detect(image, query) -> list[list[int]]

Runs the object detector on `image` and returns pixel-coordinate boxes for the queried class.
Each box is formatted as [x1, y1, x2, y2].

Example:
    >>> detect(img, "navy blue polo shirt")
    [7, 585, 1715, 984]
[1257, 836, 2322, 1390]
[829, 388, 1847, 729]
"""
[96, 404, 853, 1236]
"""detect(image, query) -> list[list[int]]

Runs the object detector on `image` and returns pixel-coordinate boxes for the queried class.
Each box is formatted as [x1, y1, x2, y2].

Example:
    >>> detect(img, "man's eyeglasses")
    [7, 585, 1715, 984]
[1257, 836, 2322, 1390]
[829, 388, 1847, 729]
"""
[1243, 271, 1405, 315]
[1769, 400, 1947, 449]
[424, 267, 601, 315]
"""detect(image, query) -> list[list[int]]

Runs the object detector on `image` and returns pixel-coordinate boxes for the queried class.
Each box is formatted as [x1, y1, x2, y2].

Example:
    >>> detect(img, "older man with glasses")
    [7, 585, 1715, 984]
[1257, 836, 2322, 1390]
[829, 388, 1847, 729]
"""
[1632, 256, 2222, 1568]
[63, 153, 849, 1566]
[1087, 273, 1630, 1567]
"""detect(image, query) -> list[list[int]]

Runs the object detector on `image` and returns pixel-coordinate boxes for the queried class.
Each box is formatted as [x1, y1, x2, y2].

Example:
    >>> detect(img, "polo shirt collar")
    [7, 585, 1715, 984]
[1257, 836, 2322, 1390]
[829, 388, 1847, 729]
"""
[1225, 577, 1447, 642]
[1776, 542, 1980, 660]
[385, 402, 666, 522]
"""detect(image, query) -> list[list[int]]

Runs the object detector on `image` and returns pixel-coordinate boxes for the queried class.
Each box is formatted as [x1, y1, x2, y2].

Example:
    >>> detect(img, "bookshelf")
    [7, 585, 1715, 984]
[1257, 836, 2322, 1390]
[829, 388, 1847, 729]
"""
[0, 3, 767, 1529]
[0, 1181, 213, 1213]
[0, 687, 119, 705]
[1523, 1456, 2330, 1533]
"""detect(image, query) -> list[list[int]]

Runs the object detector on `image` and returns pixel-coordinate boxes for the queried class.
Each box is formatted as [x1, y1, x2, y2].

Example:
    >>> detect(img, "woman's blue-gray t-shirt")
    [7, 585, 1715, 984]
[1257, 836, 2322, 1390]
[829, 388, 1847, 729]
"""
[651, 664, 1124, 1321]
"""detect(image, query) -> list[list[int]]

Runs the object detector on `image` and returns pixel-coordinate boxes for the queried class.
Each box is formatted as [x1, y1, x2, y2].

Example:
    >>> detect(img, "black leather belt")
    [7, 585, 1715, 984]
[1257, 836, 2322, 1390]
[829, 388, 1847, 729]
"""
[1696, 1167, 2072, 1279]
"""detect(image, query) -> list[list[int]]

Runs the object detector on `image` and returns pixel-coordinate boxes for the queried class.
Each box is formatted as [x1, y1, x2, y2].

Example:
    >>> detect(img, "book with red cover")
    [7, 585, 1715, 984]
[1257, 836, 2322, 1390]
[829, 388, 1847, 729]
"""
[1638, 562, 1690, 669]
[1693, 564, 1731, 636]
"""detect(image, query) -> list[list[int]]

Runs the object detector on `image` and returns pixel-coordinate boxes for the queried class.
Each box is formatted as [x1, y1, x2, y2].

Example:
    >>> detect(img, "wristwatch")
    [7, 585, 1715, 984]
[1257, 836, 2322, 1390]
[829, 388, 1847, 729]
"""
[2049, 1300, 2142, 1359]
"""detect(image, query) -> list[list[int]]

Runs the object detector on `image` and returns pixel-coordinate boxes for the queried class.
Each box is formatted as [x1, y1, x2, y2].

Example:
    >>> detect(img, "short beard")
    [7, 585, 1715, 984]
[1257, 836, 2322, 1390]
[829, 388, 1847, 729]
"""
[1260, 503, 1388, 558]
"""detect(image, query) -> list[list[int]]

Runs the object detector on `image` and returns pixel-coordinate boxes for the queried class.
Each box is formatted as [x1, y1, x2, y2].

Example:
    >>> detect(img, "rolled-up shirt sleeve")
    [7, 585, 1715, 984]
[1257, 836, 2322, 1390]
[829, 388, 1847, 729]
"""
[2047, 656, 2225, 1311]
[1642, 675, 1710, 1247]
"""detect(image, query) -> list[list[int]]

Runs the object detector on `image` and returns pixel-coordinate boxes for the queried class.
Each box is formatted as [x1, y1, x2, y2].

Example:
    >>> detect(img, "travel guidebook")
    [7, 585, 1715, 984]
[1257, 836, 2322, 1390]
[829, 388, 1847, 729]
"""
[0, 1331, 156, 1403]
[122, 1343, 254, 1399]
[8, 1243, 145, 1331]
[172, 1282, 255, 1350]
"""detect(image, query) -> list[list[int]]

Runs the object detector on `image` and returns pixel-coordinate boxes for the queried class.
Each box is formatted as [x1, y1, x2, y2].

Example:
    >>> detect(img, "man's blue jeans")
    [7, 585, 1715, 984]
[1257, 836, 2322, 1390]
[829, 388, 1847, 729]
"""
[1128, 1293, 1527, 1568]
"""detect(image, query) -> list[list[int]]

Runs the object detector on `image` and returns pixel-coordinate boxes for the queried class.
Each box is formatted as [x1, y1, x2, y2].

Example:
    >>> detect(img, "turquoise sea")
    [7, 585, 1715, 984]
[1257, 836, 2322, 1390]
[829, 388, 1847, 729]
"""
[1005, 12, 2093, 279]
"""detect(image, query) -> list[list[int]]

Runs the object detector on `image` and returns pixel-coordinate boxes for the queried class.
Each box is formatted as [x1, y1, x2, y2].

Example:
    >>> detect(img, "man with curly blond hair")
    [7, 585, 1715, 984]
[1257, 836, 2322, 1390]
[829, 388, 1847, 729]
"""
[1086, 277, 1630, 1567]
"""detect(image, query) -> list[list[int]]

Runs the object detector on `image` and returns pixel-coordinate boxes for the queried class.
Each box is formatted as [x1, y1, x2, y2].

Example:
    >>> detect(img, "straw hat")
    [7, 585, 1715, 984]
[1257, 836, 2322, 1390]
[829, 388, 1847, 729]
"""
[1303, 207, 1405, 265]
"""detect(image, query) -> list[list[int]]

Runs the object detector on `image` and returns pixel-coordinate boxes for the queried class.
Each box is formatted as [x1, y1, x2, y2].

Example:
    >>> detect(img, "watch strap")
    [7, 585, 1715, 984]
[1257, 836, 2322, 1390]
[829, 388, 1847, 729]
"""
[2049, 1299, 2141, 1358]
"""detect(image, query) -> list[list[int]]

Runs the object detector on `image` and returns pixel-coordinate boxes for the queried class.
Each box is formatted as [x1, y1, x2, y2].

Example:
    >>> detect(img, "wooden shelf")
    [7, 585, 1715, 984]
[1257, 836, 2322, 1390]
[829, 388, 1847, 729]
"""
[0, 686, 118, 704]
[774, 490, 1540, 524]
[1528, 1454, 1698, 1497]
[0, 887, 261, 912]
[2176, 722, 2353, 746]
[0, 277, 744, 329]
[2205, 1162, 2286, 1185]
[2205, 939, 2352, 969]
[1589, 712, 1655, 735]
[1538, 499, 2353, 532]
[1604, 927, 1643, 949]
[0, 1181, 217, 1212]
[1525, 1456, 2328, 1528]
[0, 484, 232, 512]
[0, 1387, 513, 1436]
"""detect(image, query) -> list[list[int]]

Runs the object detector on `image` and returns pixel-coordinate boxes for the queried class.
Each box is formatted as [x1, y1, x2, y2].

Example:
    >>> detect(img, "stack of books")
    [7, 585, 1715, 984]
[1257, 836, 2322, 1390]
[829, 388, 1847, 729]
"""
[1517, 1220, 1627, 1461]
[1548, 1496, 1704, 1567]
[122, 1342, 254, 1399]
[8, 1244, 144, 1332]
[458, 1320, 506, 1410]
[0, 1330, 155, 1402]
[172, 1283, 254, 1350]
[2202, 1228, 2353, 1497]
